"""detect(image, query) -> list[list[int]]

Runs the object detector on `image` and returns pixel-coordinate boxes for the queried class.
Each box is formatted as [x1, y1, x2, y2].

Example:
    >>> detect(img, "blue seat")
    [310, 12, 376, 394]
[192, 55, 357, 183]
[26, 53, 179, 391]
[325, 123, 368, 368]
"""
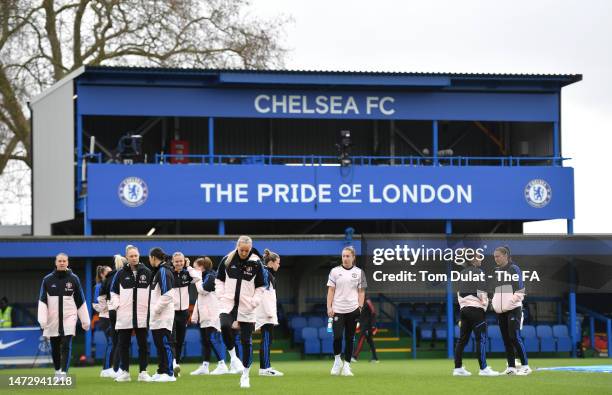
[302, 327, 320, 354]
[411, 314, 425, 325]
[291, 317, 308, 343]
[93, 330, 107, 359]
[184, 328, 200, 357]
[425, 314, 439, 324]
[420, 323, 434, 340]
[487, 325, 502, 339]
[308, 316, 326, 328]
[398, 304, 412, 320]
[434, 324, 447, 339]
[146, 331, 157, 358]
[414, 303, 428, 314]
[290, 316, 307, 329]
[486, 314, 498, 325]
[521, 325, 538, 352]
[553, 325, 572, 352]
[439, 315, 448, 324]
[537, 325, 555, 352]
[318, 327, 334, 355]
[428, 303, 443, 314]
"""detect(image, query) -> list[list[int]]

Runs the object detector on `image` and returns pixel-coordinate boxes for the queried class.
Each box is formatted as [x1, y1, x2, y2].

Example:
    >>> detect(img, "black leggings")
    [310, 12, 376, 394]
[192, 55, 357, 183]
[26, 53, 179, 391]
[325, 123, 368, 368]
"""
[200, 327, 222, 362]
[172, 310, 189, 363]
[108, 312, 120, 371]
[50, 335, 73, 373]
[259, 324, 274, 369]
[498, 307, 528, 367]
[455, 306, 488, 369]
[118, 328, 148, 372]
[333, 309, 360, 361]
[220, 313, 254, 368]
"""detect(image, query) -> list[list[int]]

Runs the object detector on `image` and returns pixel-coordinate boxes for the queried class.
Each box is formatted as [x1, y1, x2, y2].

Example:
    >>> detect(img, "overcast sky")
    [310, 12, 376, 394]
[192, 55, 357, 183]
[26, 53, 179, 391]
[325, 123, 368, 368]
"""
[251, 0, 612, 233]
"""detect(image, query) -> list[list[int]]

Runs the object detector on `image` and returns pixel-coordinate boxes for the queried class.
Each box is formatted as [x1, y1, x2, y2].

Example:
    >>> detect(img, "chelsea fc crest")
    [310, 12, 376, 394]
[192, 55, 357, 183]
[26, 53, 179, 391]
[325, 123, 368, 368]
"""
[118, 177, 148, 207]
[524, 179, 552, 208]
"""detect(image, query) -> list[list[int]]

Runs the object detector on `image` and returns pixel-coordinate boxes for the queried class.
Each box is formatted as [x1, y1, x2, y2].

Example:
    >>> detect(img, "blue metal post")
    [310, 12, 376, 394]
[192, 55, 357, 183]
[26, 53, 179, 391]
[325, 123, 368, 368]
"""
[606, 318, 612, 358]
[208, 117, 214, 164]
[76, 113, 83, 196]
[445, 220, 453, 359]
[433, 120, 439, 166]
[84, 258, 92, 358]
[84, 196, 92, 357]
[589, 317, 595, 351]
[553, 121, 559, 166]
[568, 219, 577, 357]
[412, 319, 417, 359]
[218, 220, 225, 235]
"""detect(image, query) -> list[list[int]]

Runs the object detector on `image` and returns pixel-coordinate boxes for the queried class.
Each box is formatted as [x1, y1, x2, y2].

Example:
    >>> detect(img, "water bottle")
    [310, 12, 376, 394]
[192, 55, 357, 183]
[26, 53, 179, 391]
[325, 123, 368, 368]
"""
[327, 317, 333, 333]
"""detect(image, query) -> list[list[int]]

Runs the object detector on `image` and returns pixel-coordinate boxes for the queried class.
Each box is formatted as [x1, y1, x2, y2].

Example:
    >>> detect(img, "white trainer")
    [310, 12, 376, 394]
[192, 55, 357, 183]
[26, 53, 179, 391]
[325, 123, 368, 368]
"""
[341, 362, 354, 376]
[259, 368, 284, 376]
[479, 366, 500, 376]
[517, 365, 532, 376]
[137, 371, 152, 382]
[151, 373, 161, 381]
[191, 362, 210, 375]
[210, 361, 229, 375]
[331, 357, 343, 376]
[502, 367, 518, 375]
[453, 367, 472, 376]
[100, 368, 112, 378]
[229, 357, 244, 374]
[153, 373, 177, 382]
[114, 371, 131, 382]
[240, 368, 250, 388]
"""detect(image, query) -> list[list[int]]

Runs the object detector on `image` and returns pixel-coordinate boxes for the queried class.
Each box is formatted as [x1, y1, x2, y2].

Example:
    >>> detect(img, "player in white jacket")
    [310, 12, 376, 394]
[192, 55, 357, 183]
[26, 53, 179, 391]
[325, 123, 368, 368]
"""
[216, 235, 266, 389]
[38, 253, 90, 381]
[255, 249, 283, 377]
[109, 245, 153, 382]
[148, 247, 177, 382]
[189, 257, 228, 376]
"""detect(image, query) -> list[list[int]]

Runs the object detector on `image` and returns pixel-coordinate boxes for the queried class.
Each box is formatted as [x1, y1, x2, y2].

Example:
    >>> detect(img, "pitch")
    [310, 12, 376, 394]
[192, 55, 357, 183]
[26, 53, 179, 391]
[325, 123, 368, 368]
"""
[3, 358, 611, 395]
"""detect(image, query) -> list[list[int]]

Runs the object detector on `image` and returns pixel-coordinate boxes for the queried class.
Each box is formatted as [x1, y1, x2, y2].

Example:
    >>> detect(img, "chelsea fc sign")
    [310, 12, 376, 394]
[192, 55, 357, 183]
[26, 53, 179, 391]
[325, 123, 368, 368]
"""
[118, 177, 148, 207]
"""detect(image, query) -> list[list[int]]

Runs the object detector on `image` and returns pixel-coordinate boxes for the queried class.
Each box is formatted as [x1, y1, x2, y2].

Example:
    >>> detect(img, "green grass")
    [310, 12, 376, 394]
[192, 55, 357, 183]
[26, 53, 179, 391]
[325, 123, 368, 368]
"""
[2, 358, 611, 394]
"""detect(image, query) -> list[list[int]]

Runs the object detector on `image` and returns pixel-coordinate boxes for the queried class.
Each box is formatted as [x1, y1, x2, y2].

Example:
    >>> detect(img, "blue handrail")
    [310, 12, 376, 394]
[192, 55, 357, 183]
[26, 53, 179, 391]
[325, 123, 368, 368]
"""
[153, 153, 570, 166]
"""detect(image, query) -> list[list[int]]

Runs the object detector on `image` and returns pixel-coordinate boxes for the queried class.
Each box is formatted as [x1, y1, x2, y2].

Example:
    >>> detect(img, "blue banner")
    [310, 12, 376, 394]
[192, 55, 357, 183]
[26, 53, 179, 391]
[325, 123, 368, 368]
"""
[87, 164, 574, 220]
[0, 327, 51, 365]
[77, 86, 558, 122]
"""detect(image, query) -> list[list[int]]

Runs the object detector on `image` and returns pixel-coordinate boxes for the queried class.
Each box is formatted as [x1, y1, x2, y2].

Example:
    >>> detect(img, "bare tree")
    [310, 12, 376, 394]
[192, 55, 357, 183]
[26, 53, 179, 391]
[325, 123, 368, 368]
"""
[0, 0, 287, 224]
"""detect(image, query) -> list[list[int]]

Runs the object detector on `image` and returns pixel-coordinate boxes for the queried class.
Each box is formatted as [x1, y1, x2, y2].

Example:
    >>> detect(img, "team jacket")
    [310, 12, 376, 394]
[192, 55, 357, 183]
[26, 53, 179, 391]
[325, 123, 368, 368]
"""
[492, 262, 525, 314]
[215, 248, 265, 323]
[38, 269, 90, 337]
[109, 263, 152, 329]
[456, 265, 489, 311]
[255, 266, 278, 330]
[149, 262, 176, 331]
[93, 282, 109, 318]
[172, 267, 197, 311]
[191, 268, 221, 331]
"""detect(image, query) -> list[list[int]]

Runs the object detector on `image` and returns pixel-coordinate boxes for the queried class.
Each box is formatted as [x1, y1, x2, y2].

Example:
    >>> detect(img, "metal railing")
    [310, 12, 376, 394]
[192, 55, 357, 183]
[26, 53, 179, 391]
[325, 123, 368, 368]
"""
[152, 154, 569, 166]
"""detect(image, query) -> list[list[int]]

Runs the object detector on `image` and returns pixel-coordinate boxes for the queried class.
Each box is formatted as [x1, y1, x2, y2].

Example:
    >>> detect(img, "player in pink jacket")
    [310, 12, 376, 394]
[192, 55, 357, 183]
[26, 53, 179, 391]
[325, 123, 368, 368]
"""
[215, 235, 266, 389]
[38, 253, 90, 381]
[255, 249, 283, 377]
[492, 246, 531, 376]
[190, 257, 227, 376]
